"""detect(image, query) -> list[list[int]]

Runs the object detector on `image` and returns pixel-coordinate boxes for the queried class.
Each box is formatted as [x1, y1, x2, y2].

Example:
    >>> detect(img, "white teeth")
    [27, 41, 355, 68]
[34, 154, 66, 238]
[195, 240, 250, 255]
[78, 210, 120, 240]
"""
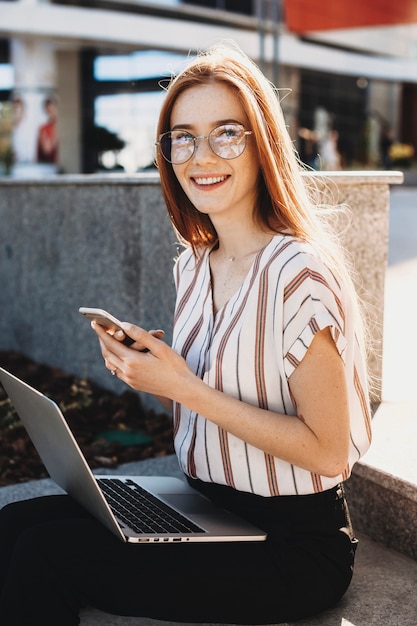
[194, 176, 226, 185]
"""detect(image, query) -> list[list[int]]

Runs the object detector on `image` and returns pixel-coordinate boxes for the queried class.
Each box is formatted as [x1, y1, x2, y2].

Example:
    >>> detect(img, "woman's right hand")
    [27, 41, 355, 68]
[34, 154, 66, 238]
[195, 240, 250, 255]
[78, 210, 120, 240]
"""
[92, 321, 192, 403]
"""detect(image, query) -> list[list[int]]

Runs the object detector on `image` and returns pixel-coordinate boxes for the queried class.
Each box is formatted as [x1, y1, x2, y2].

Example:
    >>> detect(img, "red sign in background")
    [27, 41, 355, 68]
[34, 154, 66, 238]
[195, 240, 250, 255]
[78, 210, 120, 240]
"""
[284, 0, 417, 33]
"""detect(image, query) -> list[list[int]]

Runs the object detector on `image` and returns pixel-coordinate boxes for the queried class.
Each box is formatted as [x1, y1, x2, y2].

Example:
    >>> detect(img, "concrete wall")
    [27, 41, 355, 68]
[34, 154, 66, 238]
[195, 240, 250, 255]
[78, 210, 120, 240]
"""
[0, 171, 402, 407]
[0, 173, 178, 405]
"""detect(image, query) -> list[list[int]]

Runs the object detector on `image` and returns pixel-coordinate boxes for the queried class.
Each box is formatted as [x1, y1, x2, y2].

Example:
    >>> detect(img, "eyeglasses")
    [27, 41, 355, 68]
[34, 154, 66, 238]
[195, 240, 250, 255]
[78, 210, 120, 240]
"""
[156, 123, 252, 164]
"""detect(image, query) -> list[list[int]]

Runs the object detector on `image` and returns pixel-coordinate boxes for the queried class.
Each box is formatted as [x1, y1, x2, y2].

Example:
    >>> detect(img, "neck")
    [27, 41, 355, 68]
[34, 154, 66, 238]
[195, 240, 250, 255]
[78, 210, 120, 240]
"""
[215, 231, 274, 263]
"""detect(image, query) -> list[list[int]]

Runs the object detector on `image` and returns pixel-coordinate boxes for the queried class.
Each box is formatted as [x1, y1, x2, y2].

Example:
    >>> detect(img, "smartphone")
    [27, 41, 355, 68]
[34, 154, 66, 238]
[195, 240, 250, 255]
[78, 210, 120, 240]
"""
[79, 307, 135, 346]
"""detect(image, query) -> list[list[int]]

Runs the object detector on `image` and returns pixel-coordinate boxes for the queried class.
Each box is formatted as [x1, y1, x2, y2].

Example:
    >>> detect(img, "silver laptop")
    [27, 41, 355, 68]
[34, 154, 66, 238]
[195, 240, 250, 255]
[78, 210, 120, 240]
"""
[0, 366, 266, 544]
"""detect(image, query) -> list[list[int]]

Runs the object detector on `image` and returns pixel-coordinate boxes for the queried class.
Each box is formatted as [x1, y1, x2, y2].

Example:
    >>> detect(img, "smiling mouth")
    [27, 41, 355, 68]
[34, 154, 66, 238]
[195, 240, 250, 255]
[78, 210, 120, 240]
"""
[192, 175, 229, 186]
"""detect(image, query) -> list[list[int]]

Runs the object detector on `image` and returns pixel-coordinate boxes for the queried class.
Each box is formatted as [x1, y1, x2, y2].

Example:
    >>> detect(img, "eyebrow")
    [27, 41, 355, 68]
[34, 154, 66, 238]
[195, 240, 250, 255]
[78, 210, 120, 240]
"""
[171, 119, 244, 131]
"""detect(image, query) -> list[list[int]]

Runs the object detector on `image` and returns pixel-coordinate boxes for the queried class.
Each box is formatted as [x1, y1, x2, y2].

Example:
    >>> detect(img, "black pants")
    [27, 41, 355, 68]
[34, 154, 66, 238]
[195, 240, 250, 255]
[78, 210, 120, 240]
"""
[0, 479, 357, 626]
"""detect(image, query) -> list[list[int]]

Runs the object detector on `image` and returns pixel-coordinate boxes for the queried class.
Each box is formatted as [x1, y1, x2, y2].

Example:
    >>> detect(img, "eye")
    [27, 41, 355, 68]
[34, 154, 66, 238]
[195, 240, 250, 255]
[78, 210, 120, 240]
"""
[216, 124, 243, 140]
[172, 131, 194, 145]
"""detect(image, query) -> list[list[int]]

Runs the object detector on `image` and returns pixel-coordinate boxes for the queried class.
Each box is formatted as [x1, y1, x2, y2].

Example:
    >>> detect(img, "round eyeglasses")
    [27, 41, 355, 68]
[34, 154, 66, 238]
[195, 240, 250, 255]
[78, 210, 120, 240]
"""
[156, 123, 252, 164]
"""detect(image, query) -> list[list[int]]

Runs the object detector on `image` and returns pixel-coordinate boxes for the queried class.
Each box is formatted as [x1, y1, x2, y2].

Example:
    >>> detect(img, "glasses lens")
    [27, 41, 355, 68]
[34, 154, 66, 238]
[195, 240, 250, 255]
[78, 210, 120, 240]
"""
[159, 133, 172, 162]
[159, 131, 194, 164]
[209, 124, 248, 159]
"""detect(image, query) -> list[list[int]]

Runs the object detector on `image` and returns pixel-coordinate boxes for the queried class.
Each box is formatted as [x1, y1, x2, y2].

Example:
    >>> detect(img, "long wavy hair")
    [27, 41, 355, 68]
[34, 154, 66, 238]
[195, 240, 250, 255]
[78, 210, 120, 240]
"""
[155, 42, 369, 364]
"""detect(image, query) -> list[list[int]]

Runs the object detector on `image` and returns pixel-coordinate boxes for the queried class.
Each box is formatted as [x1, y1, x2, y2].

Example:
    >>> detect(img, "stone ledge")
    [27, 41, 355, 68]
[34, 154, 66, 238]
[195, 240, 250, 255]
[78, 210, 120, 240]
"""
[0, 169, 404, 186]
[0, 169, 395, 405]
[346, 467, 417, 562]
[303, 169, 404, 185]
[344, 399, 417, 561]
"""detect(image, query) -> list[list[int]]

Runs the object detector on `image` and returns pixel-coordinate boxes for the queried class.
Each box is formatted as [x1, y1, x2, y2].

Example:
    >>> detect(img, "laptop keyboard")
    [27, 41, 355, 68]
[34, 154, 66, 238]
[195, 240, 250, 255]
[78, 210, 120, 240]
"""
[98, 478, 205, 535]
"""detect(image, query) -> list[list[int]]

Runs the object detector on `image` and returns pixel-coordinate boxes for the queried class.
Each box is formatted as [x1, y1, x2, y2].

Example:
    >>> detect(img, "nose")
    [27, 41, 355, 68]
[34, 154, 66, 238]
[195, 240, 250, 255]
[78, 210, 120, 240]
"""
[193, 135, 216, 162]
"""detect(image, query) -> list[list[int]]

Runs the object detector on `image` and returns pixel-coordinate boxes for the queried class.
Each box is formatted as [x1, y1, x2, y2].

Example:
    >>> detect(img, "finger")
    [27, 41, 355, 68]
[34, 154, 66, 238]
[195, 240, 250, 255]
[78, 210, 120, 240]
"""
[104, 359, 117, 374]
[92, 321, 128, 356]
[114, 328, 164, 349]
[131, 329, 165, 353]
[113, 329, 135, 346]
[121, 323, 164, 353]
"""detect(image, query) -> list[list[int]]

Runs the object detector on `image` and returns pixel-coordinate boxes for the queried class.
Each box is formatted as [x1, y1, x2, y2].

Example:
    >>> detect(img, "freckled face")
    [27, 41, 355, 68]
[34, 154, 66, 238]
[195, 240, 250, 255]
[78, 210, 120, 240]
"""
[170, 82, 260, 224]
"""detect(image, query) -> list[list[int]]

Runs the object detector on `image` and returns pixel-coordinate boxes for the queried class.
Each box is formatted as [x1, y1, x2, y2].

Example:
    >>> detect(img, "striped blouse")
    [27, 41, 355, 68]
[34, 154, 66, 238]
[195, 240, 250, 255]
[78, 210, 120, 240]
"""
[172, 235, 372, 496]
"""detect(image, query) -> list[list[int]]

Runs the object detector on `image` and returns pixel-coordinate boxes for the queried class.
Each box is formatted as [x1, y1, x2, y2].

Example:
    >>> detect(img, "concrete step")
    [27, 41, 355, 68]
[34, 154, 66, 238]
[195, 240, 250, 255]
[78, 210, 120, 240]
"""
[2, 453, 417, 626]
[343, 203, 417, 562]
[71, 445, 417, 626]
[79, 531, 417, 626]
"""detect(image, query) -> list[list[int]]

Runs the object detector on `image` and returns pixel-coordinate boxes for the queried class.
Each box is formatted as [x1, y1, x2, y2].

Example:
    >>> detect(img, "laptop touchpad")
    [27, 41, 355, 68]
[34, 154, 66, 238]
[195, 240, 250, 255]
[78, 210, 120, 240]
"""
[162, 494, 217, 514]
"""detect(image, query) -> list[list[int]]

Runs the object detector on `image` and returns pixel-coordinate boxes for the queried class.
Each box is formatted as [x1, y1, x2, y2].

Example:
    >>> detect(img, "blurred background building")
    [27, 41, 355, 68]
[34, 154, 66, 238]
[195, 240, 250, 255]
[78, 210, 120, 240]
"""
[0, 0, 416, 176]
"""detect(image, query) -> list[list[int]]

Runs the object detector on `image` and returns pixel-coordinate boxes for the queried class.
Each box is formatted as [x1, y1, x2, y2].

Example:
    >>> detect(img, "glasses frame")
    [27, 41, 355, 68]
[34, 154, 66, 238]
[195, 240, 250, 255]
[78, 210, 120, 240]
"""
[156, 123, 252, 165]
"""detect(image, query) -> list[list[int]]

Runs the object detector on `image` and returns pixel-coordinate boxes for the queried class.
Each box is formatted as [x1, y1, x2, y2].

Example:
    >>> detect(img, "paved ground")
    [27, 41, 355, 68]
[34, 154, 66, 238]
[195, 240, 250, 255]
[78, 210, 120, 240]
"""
[384, 186, 417, 402]
[361, 186, 417, 486]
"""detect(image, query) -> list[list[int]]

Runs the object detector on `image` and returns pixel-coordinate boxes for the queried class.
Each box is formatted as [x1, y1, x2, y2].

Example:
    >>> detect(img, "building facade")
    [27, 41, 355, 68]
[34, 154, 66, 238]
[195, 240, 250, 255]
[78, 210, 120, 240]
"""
[0, 0, 416, 175]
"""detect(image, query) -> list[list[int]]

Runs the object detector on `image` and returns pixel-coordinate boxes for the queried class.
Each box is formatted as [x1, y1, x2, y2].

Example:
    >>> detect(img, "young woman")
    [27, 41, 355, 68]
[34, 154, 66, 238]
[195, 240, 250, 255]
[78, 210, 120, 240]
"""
[0, 43, 372, 625]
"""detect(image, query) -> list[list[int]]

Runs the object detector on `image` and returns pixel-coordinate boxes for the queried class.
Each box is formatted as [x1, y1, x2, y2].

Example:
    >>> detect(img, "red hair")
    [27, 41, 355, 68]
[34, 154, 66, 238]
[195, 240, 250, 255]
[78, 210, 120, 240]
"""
[156, 43, 318, 251]
[155, 42, 370, 375]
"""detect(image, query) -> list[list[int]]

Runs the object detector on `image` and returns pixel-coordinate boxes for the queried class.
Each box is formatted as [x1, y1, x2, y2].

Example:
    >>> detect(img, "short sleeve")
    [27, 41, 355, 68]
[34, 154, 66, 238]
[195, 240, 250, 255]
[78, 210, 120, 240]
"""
[282, 252, 348, 379]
